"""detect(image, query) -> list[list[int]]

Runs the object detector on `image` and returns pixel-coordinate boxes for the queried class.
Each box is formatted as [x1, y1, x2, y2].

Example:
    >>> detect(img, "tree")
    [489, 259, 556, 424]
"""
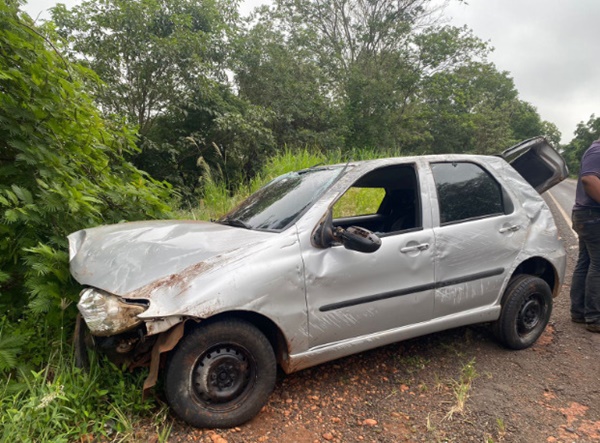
[351, 25, 491, 153]
[563, 114, 600, 173]
[143, 81, 276, 199]
[53, 0, 281, 201]
[419, 60, 556, 155]
[242, 0, 518, 153]
[508, 100, 544, 142]
[0, 2, 171, 334]
[270, 0, 444, 79]
[52, 0, 238, 136]
[263, 0, 452, 152]
[540, 121, 561, 147]
[234, 15, 347, 150]
[237, 0, 562, 156]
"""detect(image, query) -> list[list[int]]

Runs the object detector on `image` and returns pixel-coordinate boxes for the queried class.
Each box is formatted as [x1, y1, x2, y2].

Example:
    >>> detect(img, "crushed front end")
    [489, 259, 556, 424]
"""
[74, 287, 156, 369]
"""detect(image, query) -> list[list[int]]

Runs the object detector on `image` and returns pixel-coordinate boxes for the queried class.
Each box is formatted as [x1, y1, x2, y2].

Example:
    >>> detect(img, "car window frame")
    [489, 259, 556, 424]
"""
[328, 162, 423, 238]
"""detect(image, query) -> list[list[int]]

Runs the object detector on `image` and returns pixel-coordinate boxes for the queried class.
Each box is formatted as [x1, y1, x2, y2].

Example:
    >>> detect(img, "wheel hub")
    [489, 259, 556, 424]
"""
[518, 297, 542, 333]
[194, 347, 251, 404]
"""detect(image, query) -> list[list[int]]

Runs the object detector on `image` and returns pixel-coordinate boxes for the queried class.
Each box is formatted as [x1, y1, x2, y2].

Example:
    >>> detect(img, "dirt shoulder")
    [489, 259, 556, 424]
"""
[167, 198, 600, 443]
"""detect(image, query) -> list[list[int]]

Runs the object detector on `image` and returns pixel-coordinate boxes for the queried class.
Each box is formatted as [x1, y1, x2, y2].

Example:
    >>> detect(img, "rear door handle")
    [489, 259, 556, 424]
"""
[400, 243, 430, 253]
[499, 225, 520, 233]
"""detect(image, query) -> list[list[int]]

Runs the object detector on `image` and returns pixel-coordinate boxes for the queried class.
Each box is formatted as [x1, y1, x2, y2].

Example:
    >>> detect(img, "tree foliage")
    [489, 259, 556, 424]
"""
[52, 0, 238, 135]
[143, 81, 276, 199]
[235, 0, 555, 155]
[563, 114, 600, 173]
[53, 0, 279, 202]
[235, 15, 346, 150]
[0, 3, 171, 330]
[49, 0, 563, 200]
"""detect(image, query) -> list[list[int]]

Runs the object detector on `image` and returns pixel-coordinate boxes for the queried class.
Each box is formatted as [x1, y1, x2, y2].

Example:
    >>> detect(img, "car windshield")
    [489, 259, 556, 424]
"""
[219, 167, 345, 231]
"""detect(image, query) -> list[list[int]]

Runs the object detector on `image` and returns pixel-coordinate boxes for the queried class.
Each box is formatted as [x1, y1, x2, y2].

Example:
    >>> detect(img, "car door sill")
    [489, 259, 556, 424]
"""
[282, 306, 501, 374]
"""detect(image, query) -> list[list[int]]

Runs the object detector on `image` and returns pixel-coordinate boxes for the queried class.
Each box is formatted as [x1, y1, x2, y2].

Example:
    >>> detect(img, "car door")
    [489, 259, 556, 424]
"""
[300, 163, 436, 348]
[429, 160, 528, 318]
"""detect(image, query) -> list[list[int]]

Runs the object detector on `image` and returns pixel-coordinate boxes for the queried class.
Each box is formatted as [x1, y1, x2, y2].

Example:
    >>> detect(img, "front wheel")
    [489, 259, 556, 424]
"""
[493, 274, 553, 350]
[165, 319, 276, 428]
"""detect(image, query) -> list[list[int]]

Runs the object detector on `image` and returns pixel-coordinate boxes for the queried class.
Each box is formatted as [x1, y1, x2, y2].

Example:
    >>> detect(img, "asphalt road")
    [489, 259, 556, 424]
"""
[546, 178, 576, 236]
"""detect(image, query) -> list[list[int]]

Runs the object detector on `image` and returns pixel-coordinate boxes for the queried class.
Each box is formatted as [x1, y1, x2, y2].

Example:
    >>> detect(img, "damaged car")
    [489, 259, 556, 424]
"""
[69, 136, 568, 428]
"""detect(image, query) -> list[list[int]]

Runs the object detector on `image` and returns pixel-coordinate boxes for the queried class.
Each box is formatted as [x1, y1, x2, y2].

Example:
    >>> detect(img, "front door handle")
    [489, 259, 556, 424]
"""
[400, 243, 430, 253]
[499, 225, 520, 233]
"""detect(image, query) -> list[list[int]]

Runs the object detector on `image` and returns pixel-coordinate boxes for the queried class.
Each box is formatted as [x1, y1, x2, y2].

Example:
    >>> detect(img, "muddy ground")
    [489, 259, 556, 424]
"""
[163, 198, 600, 443]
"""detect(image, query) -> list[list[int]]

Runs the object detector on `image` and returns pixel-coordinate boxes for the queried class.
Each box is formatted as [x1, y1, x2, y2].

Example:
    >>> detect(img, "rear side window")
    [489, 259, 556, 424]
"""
[431, 162, 504, 224]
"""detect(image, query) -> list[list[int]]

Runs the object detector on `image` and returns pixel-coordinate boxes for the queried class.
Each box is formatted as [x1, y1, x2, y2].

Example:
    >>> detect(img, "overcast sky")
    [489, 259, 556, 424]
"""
[23, 0, 599, 143]
[443, 0, 600, 143]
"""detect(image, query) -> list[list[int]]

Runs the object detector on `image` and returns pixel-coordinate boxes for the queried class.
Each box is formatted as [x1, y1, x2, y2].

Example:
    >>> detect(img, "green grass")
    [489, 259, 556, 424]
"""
[445, 358, 478, 420]
[0, 351, 170, 443]
[333, 187, 385, 218]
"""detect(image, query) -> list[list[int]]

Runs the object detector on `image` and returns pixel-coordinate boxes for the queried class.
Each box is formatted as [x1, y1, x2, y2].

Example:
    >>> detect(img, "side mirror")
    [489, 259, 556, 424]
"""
[336, 226, 381, 253]
[312, 209, 336, 248]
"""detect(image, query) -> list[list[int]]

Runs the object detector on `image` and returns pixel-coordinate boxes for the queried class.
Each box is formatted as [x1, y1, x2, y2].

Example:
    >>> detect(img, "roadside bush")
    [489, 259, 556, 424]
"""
[0, 3, 171, 369]
[0, 5, 174, 439]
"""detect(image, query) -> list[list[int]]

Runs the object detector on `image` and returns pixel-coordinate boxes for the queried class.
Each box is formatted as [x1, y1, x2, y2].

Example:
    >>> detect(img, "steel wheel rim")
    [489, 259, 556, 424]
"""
[517, 294, 544, 335]
[193, 344, 256, 409]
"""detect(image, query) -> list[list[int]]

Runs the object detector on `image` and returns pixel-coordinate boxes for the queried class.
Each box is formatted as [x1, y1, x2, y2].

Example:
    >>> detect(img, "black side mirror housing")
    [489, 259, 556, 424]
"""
[337, 226, 381, 253]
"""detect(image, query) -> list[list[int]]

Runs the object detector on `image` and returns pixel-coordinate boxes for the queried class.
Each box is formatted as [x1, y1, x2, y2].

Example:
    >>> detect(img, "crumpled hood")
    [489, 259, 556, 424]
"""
[68, 220, 275, 296]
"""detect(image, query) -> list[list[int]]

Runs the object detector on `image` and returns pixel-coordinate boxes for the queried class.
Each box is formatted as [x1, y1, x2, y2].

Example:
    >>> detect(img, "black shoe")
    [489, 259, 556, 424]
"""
[586, 323, 600, 333]
[571, 317, 586, 323]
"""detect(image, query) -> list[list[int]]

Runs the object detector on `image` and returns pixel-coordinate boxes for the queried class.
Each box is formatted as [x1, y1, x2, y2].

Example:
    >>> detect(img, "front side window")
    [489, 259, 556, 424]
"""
[331, 164, 421, 235]
[333, 187, 386, 219]
[431, 162, 504, 225]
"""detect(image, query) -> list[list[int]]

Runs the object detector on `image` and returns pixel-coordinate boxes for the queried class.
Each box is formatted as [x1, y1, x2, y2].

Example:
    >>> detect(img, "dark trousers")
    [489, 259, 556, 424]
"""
[570, 209, 600, 324]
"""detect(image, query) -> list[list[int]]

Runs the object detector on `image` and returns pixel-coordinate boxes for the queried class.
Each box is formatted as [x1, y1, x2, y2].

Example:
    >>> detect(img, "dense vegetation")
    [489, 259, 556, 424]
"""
[563, 114, 600, 174]
[1, 0, 598, 440]
[51, 0, 568, 203]
[0, 2, 171, 440]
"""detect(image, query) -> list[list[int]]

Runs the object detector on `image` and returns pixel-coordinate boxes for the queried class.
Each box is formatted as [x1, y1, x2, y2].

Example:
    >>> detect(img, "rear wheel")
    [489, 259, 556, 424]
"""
[493, 274, 552, 350]
[165, 319, 276, 428]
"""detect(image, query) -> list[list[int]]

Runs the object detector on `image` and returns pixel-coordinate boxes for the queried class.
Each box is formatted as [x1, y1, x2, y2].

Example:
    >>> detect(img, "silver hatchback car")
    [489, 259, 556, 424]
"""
[69, 137, 567, 428]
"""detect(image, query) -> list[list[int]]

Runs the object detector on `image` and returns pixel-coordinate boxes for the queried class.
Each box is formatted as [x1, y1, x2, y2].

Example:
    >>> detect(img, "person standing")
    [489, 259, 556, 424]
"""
[571, 138, 600, 332]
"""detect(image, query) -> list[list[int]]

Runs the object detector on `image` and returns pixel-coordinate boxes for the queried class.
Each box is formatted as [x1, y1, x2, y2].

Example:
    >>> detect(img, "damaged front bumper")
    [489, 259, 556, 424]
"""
[75, 287, 188, 391]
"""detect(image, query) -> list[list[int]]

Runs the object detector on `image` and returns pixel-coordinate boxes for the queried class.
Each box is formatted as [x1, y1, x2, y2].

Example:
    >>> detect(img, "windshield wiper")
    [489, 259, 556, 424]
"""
[218, 217, 252, 229]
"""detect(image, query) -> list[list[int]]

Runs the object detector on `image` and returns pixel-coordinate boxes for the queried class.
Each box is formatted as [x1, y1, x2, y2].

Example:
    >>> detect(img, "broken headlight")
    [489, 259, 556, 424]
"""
[77, 288, 149, 337]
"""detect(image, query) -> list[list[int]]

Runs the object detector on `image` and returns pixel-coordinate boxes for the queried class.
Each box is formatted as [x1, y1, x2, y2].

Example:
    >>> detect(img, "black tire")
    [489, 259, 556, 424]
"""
[165, 318, 276, 428]
[493, 274, 553, 350]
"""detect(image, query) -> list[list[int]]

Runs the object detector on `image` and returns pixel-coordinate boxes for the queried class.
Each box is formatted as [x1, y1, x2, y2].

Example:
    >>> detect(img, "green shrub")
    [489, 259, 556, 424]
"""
[0, 2, 172, 369]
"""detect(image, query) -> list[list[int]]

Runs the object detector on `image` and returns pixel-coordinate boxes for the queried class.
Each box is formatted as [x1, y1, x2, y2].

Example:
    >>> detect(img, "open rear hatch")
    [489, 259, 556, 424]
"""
[501, 136, 568, 194]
